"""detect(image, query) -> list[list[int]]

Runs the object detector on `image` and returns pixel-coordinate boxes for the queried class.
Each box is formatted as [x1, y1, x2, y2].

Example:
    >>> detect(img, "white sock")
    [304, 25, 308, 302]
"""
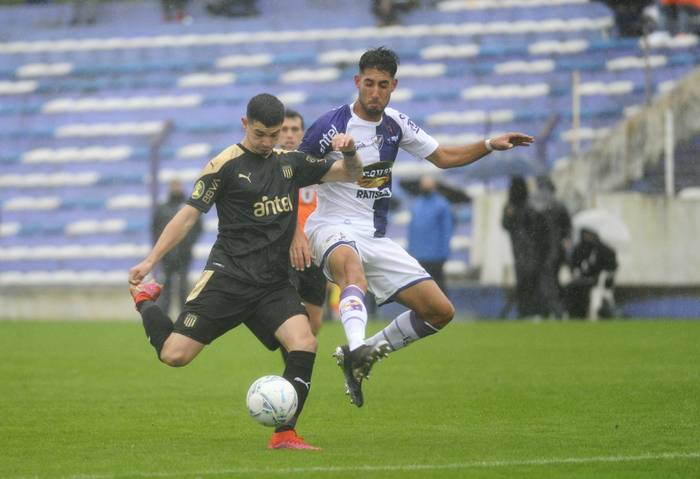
[366, 310, 438, 352]
[338, 285, 367, 351]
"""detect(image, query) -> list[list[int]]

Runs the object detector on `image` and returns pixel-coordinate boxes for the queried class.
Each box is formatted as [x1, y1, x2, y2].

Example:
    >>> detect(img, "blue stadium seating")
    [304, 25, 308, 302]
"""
[0, 0, 698, 284]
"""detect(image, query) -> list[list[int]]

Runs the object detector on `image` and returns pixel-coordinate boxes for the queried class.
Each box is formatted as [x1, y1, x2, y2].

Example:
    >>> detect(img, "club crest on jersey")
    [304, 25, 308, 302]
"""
[183, 313, 198, 328]
[355, 135, 384, 151]
[281, 165, 293, 179]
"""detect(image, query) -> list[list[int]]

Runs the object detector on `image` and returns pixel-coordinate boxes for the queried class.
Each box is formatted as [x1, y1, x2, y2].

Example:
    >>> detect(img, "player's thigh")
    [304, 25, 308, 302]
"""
[295, 265, 326, 336]
[394, 279, 454, 326]
[359, 236, 431, 305]
[304, 303, 323, 336]
[274, 314, 317, 353]
[174, 270, 255, 346]
[306, 223, 363, 282]
[246, 283, 312, 351]
[296, 264, 327, 308]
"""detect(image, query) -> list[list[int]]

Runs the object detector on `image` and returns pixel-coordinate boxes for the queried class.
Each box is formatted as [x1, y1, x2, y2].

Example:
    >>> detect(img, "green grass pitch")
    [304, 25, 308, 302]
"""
[1, 319, 699, 478]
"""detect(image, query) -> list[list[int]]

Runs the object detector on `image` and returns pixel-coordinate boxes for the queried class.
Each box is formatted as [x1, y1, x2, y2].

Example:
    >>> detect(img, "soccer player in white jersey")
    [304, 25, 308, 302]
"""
[297, 47, 534, 407]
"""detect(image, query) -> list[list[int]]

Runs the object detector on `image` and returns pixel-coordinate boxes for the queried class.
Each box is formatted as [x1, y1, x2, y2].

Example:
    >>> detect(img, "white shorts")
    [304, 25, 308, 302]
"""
[306, 222, 432, 306]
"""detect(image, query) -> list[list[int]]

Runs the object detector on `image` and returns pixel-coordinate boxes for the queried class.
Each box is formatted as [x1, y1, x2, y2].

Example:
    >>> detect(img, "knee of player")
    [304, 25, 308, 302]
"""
[291, 332, 317, 353]
[159, 349, 193, 367]
[432, 301, 455, 329]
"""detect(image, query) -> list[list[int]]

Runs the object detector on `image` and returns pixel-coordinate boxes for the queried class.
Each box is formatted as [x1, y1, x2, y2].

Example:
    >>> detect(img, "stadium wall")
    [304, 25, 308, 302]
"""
[471, 191, 700, 286]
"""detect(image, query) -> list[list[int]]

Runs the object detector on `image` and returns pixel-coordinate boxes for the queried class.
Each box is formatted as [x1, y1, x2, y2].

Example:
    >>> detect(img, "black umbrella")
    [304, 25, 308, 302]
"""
[398, 178, 471, 204]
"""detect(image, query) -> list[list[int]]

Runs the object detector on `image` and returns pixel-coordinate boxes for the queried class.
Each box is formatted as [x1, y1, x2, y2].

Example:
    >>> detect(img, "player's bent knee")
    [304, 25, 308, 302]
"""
[430, 300, 455, 329]
[159, 348, 194, 367]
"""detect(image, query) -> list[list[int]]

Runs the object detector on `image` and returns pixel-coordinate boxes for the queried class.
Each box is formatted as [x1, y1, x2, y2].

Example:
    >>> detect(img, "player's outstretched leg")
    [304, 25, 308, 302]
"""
[365, 281, 454, 353]
[130, 280, 174, 359]
[365, 310, 439, 352]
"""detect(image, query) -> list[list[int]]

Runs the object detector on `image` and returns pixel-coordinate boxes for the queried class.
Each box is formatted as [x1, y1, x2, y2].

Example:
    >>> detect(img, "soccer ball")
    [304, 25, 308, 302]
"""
[246, 375, 298, 427]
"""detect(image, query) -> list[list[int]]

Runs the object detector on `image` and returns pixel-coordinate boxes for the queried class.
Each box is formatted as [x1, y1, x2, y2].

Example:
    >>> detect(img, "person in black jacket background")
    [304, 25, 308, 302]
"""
[565, 228, 618, 318]
[502, 176, 548, 318]
[152, 179, 203, 315]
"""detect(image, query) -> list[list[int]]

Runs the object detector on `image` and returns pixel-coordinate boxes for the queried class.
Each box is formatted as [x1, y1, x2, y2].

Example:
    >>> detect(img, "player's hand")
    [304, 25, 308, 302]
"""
[490, 132, 534, 150]
[331, 133, 356, 154]
[289, 229, 313, 271]
[128, 260, 154, 285]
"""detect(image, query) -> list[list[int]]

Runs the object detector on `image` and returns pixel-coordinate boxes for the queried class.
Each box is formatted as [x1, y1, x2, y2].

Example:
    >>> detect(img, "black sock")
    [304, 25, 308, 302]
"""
[138, 301, 173, 358]
[279, 346, 289, 364]
[275, 350, 315, 433]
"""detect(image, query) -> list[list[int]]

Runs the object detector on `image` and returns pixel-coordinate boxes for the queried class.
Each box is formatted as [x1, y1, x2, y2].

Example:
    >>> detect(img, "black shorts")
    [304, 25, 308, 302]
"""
[173, 270, 307, 350]
[289, 263, 327, 307]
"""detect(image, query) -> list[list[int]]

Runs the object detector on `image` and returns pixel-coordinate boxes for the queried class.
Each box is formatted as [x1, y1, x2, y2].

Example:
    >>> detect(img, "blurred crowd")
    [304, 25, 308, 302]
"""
[502, 176, 618, 320]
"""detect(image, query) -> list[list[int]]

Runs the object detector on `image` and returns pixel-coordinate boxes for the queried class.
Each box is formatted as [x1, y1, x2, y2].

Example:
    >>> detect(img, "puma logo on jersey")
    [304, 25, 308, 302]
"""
[238, 172, 252, 183]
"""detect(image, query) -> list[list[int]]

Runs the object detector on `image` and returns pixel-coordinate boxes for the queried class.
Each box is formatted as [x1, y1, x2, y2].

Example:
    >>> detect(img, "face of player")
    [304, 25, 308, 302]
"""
[242, 118, 282, 157]
[354, 67, 397, 121]
[279, 116, 304, 150]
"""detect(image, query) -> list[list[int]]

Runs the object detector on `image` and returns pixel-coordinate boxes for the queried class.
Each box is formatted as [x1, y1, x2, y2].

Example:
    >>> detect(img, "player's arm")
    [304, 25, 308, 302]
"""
[319, 133, 363, 182]
[426, 132, 534, 169]
[128, 205, 202, 285]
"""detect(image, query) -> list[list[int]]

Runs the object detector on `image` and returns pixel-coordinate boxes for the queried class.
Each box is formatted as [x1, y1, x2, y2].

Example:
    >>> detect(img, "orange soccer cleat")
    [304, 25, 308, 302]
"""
[129, 280, 162, 307]
[267, 430, 321, 450]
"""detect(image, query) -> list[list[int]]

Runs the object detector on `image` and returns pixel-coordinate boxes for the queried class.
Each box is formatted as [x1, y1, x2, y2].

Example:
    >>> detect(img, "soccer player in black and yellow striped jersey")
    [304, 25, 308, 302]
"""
[128, 93, 362, 450]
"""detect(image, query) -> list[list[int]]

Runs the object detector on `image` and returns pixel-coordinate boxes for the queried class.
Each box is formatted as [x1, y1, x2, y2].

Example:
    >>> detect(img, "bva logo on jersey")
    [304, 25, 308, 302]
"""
[253, 194, 293, 217]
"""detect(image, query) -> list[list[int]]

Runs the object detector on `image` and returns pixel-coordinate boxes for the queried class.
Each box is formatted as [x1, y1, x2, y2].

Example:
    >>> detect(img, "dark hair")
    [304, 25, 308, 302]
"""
[508, 176, 529, 206]
[284, 108, 305, 130]
[359, 47, 399, 77]
[247, 93, 284, 127]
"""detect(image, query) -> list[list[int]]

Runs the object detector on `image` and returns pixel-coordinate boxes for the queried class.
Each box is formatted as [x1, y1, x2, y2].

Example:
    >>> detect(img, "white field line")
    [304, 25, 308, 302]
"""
[15, 451, 698, 479]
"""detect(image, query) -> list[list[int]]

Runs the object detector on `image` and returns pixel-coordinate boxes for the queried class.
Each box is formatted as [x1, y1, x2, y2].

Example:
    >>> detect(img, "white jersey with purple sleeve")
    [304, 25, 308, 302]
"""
[298, 103, 438, 237]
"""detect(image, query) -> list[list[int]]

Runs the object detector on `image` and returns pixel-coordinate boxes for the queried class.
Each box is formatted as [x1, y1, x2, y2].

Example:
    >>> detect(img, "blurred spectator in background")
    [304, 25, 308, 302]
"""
[657, 0, 700, 35]
[161, 0, 190, 22]
[531, 176, 572, 318]
[502, 176, 547, 318]
[152, 180, 203, 316]
[407, 175, 453, 294]
[206, 0, 259, 17]
[70, 0, 98, 25]
[596, 0, 654, 37]
[372, 0, 418, 26]
[564, 228, 618, 319]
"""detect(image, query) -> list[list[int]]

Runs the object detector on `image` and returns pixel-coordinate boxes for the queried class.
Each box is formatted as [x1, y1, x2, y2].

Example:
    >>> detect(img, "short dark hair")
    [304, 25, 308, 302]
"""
[284, 108, 305, 130]
[247, 93, 284, 127]
[359, 47, 399, 77]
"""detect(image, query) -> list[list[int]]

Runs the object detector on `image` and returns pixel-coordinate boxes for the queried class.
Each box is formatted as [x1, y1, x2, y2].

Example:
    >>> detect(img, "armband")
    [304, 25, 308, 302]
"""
[484, 138, 494, 152]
